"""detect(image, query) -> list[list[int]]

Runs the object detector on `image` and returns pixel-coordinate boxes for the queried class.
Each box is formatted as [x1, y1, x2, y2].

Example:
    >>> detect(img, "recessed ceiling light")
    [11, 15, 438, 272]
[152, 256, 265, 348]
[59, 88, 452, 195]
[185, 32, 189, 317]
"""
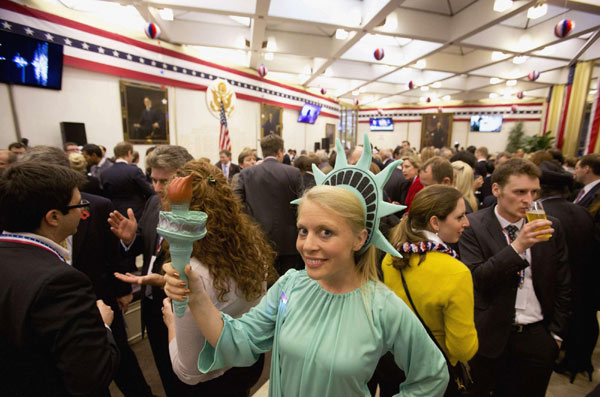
[442, 95, 451, 101]
[513, 55, 528, 64]
[490, 77, 502, 84]
[506, 79, 517, 86]
[266, 38, 277, 52]
[335, 29, 348, 40]
[432, 82, 442, 88]
[491, 51, 505, 61]
[264, 52, 273, 61]
[527, 3, 547, 19]
[419, 97, 426, 102]
[489, 93, 499, 99]
[421, 86, 429, 91]
[493, 0, 513, 12]
[415, 59, 426, 69]
[352, 90, 359, 96]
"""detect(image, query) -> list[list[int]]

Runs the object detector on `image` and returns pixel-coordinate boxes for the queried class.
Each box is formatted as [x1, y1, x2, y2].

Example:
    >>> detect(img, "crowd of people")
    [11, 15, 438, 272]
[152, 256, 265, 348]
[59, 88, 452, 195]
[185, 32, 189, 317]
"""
[1, 134, 600, 397]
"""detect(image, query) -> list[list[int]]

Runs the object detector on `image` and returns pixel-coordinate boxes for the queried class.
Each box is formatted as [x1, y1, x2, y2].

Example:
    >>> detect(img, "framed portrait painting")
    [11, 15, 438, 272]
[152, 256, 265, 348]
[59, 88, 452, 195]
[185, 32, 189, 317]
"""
[120, 81, 169, 144]
[261, 103, 283, 137]
[325, 123, 335, 148]
[421, 113, 453, 149]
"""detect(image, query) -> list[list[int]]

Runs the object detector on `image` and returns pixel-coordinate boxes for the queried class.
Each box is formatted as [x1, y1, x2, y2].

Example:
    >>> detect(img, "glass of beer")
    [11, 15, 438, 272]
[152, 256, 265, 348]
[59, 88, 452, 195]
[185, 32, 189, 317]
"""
[526, 201, 552, 239]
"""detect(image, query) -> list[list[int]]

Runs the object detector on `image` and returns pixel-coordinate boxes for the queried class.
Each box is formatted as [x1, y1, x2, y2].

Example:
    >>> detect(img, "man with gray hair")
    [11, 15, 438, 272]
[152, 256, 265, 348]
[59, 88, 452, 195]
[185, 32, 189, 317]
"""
[108, 144, 196, 396]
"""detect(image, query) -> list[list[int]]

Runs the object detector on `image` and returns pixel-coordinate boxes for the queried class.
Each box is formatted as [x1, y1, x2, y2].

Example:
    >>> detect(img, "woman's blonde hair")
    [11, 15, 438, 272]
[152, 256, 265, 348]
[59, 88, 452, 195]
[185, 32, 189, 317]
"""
[402, 155, 422, 170]
[171, 160, 277, 302]
[452, 160, 478, 211]
[68, 153, 87, 174]
[389, 185, 462, 269]
[420, 147, 436, 163]
[298, 185, 378, 285]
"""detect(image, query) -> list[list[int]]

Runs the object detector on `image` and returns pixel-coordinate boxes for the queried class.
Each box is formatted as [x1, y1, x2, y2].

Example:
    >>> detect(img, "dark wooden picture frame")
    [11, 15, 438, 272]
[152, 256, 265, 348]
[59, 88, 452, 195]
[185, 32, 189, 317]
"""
[421, 113, 453, 149]
[120, 81, 169, 144]
[261, 103, 283, 137]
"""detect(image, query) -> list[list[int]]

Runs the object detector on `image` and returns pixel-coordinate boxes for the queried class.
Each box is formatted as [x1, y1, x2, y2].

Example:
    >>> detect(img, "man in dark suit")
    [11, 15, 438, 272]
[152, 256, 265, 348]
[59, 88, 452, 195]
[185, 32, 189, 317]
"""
[83, 143, 113, 179]
[20, 146, 153, 396]
[538, 161, 599, 381]
[133, 97, 165, 140]
[459, 158, 571, 397]
[108, 145, 195, 396]
[0, 162, 119, 396]
[101, 141, 154, 222]
[573, 154, 600, 209]
[214, 149, 240, 180]
[235, 134, 303, 275]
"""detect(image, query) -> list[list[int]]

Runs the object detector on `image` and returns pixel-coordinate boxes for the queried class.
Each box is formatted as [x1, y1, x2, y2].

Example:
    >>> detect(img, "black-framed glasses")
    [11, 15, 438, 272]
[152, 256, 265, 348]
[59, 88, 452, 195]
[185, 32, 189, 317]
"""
[61, 199, 90, 214]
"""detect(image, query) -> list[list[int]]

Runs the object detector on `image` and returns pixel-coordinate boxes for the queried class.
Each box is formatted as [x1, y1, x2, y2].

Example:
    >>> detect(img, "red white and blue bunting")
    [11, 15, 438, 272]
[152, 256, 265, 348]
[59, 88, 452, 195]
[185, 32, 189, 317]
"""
[0, 2, 339, 118]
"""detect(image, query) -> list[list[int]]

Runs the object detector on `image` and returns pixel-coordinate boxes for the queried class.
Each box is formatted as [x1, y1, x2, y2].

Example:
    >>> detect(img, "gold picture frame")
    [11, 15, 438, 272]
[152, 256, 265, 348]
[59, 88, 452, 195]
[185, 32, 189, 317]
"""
[261, 103, 283, 137]
[420, 113, 453, 149]
[120, 81, 169, 144]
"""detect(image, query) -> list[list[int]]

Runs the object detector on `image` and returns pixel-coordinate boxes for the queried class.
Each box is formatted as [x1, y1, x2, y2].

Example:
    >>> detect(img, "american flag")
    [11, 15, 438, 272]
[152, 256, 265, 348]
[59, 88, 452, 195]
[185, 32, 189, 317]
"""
[219, 101, 231, 152]
[556, 64, 575, 149]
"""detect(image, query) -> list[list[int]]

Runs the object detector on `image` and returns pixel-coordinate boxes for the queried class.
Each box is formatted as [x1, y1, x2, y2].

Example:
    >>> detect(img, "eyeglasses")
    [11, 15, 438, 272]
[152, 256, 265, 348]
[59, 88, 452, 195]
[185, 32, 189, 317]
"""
[61, 199, 90, 214]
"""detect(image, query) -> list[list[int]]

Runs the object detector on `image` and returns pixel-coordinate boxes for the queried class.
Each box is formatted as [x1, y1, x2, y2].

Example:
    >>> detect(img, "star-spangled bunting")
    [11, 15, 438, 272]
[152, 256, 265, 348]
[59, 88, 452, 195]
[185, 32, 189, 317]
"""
[0, 17, 348, 114]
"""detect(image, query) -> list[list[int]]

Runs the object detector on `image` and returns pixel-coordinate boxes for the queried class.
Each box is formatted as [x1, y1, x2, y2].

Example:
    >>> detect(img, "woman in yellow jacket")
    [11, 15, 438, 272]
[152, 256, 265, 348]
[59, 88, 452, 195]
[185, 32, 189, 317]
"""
[382, 185, 478, 396]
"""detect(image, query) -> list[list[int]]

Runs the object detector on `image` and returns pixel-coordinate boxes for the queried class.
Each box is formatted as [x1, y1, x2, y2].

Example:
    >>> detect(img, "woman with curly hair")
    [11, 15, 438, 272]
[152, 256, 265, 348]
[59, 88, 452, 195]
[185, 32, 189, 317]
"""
[162, 160, 277, 396]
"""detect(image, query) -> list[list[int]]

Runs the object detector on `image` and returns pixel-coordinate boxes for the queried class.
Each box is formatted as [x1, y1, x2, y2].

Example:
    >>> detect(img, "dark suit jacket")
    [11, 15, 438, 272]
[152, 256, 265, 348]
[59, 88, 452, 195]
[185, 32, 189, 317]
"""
[0, 240, 119, 396]
[73, 193, 132, 307]
[474, 160, 488, 177]
[234, 158, 303, 256]
[542, 197, 598, 306]
[575, 182, 600, 209]
[101, 162, 155, 221]
[214, 161, 241, 179]
[122, 195, 165, 301]
[383, 167, 407, 204]
[458, 206, 571, 358]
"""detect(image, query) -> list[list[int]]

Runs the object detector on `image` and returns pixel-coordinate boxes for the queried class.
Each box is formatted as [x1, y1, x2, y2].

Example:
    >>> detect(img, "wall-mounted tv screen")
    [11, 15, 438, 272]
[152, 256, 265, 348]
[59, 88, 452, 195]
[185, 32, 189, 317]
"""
[470, 115, 503, 132]
[370, 117, 393, 131]
[298, 103, 321, 124]
[0, 30, 63, 90]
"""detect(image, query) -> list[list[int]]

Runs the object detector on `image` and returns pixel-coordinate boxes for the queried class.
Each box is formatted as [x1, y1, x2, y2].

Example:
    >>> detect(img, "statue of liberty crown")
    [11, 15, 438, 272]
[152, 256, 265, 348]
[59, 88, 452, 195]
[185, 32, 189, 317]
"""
[293, 134, 405, 257]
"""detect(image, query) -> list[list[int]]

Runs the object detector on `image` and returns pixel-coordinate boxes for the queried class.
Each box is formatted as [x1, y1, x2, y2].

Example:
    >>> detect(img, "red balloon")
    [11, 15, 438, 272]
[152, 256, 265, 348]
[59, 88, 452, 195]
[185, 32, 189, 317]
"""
[517, 92, 524, 99]
[426, 97, 431, 103]
[408, 81, 415, 90]
[354, 98, 360, 106]
[437, 107, 443, 113]
[320, 88, 327, 95]
[374, 48, 385, 61]
[511, 104, 518, 113]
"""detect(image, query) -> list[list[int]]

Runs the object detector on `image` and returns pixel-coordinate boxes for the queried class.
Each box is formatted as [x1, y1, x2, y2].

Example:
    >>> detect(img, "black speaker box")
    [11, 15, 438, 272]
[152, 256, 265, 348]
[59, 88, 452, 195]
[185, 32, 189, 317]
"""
[314, 142, 320, 151]
[60, 122, 87, 146]
[321, 138, 330, 152]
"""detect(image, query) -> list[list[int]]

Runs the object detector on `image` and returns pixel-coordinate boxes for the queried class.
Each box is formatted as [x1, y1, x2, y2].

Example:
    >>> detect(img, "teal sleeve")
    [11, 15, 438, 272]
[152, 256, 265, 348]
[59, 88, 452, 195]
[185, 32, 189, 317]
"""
[198, 269, 296, 373]
[383, 291, 449, 397]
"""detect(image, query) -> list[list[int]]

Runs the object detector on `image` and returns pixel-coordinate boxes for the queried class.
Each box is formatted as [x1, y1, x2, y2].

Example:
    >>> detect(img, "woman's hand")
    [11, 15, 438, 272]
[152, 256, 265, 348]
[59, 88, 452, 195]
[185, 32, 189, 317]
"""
[162, 298, 176, 342]
[114, 272, 165, 287]
[163, 263, 206, 305]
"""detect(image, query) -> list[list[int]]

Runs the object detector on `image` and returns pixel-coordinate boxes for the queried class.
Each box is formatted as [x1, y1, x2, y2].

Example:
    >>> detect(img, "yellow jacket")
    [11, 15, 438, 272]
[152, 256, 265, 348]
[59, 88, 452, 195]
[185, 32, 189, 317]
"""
[382, 251, 478, 365]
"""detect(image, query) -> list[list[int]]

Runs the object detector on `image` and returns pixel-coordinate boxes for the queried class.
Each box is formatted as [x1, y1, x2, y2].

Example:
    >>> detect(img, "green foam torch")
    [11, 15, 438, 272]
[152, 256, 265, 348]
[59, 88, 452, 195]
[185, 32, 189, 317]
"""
[156, 174, 207, 317]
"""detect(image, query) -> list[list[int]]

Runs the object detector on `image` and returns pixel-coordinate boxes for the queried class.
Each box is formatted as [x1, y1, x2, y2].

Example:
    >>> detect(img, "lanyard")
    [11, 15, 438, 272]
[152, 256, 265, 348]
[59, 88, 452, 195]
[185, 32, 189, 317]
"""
[0, 233, 66, 262]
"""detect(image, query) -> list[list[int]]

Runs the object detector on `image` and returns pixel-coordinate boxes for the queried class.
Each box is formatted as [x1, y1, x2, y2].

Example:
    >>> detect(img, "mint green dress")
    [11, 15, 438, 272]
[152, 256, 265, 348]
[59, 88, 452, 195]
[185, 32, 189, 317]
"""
[198, 269, 448, 396]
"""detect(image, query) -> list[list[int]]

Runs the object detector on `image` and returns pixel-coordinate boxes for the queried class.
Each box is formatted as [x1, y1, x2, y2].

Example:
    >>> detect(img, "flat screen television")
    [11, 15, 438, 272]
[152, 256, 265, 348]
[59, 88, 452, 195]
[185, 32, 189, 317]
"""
[370, 117, 393, 131]
[470, 115, 503, 132]
[298, 103, 321, 124]
[0, 30, 63, 90]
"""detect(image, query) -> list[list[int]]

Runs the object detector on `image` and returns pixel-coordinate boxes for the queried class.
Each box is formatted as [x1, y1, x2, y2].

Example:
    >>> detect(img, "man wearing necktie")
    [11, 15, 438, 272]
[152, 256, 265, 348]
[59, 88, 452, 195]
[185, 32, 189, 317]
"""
[459, 158, 570, 397]
[109, 145, 197, 396]
[214, 149, 240, 181]
[573, 154, 600, 209]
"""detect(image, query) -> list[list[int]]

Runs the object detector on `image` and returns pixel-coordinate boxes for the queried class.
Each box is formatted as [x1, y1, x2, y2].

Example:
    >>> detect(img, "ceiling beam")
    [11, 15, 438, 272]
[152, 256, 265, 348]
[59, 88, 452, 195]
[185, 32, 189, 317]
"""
[570, 30, 600, 66]
[249, 0, 270, 69]
[303, 0, 404, 86]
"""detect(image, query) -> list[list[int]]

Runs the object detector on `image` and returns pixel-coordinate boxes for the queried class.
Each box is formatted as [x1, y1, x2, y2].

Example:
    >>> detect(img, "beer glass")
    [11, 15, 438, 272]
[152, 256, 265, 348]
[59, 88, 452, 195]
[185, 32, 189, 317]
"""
[526, 201, 552, 239]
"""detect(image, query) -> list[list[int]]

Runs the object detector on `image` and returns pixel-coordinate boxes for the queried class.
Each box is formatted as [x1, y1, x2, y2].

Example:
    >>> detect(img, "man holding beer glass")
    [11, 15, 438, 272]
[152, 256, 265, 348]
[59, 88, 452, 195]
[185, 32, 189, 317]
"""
[459, 158, 571, 397]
